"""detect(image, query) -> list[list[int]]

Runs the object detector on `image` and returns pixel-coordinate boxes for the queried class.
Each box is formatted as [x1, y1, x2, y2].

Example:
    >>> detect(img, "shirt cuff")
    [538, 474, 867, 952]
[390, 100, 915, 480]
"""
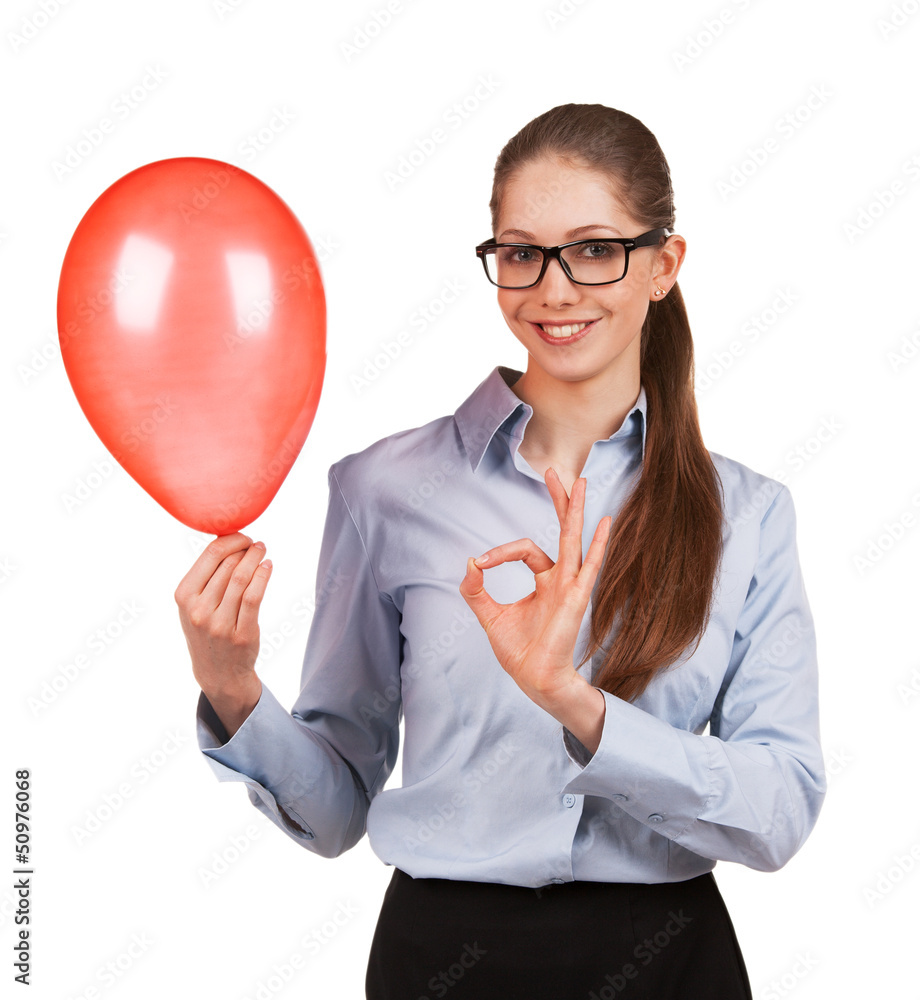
[195, 684, 337, 843]
[560, 688, 710, 840]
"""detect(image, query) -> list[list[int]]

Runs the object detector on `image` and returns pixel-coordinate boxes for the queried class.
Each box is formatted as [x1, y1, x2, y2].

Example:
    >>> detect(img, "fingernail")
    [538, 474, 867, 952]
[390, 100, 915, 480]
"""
[474, 554, 489, 566]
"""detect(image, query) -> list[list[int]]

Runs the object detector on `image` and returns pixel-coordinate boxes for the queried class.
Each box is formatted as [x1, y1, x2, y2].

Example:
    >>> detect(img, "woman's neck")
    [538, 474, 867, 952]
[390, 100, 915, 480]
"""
[509, 363, 641, 494]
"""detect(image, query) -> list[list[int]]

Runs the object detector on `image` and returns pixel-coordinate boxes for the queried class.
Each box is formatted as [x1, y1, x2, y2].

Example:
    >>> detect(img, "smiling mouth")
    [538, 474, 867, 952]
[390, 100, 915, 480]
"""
[534, 320, 597, 339]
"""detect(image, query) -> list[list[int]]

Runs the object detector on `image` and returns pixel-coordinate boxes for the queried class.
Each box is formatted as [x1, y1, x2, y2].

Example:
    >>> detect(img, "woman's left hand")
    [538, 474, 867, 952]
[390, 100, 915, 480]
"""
[458, 468, 612, 711]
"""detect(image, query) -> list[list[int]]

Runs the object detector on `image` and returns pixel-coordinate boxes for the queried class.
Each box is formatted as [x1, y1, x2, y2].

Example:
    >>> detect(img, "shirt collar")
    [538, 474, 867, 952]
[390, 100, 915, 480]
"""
[454, 366, 648, 473]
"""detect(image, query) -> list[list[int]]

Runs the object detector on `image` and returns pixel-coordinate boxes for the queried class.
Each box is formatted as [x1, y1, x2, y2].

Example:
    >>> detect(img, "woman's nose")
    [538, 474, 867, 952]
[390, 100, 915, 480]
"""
[537, 256, 581, 304]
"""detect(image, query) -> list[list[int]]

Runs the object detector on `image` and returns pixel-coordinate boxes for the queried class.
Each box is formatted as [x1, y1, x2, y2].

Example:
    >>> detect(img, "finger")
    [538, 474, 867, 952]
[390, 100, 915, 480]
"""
[235, 552, 273, 638]
[472, 537, 554, 576]
[216, 542, 270, 628]
[576, 516, 612, 595]
[544, 467, 570, 526]
[175, 532, 254, 603]
[458, 557, 506, 634]
[557, 476, 587, 576]
[198, 548, 247, 609]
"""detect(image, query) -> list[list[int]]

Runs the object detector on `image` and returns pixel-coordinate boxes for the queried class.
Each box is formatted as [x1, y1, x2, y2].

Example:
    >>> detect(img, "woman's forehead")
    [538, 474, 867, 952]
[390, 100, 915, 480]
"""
[498, 161, 641, 237]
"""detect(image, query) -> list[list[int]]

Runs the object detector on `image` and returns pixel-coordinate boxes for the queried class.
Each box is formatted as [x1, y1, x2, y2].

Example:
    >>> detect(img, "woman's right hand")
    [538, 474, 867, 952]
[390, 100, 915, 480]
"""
[174, 532, 273, 738]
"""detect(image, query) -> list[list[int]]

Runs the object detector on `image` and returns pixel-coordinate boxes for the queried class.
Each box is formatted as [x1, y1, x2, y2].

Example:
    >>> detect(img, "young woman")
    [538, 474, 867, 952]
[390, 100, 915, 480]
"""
[176, 104, 826, 999]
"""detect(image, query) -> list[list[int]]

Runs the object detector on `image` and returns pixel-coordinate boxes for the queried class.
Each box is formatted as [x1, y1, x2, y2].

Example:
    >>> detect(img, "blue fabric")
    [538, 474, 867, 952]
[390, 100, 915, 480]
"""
[196, 365, 826, 888]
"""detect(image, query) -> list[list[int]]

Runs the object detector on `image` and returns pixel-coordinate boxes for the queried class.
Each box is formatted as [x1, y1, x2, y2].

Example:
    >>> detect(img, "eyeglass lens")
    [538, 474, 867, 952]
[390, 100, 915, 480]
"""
[483, 241, 627, 287]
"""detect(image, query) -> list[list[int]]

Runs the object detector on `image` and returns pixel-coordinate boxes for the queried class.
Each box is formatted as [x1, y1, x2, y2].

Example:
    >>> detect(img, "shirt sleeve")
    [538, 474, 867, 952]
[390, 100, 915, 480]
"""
[560, 483, 827, 872]
[195, 465, 403, 858]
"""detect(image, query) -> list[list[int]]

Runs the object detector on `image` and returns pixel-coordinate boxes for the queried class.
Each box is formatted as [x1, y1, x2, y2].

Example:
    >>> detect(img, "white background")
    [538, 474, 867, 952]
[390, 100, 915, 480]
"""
[3, 0, 919, 996]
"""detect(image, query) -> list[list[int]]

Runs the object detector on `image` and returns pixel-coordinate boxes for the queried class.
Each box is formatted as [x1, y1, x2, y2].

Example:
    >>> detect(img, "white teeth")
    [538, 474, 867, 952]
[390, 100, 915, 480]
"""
[540, 321, 590, 338]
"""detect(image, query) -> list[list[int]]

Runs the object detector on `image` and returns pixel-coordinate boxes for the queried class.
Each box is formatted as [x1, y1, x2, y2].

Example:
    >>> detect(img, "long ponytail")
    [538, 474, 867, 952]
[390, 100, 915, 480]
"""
[488, 104, 723, 702]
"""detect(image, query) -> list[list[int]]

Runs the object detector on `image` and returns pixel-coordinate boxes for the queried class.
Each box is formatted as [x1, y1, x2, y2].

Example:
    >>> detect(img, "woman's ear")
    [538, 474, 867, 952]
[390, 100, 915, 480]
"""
[651, 234, 687, 295]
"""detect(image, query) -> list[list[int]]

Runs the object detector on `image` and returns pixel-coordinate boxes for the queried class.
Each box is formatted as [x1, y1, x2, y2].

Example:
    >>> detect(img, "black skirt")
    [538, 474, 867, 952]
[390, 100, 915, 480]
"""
[365, 867, 753, 1000]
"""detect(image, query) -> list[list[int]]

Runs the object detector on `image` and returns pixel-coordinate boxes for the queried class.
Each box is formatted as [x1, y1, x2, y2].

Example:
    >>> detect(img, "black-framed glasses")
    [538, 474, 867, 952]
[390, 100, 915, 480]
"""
[475, 228, 670, 288]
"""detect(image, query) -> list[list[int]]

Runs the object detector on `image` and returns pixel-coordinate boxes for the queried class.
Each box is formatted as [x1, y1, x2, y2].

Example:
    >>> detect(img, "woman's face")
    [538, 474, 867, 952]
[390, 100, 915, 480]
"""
[494, 156, 665, 387]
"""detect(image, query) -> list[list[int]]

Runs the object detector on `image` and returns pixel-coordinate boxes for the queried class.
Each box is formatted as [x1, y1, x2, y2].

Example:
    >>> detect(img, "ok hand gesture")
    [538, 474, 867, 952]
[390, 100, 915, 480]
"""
[458, 468, 611, 712]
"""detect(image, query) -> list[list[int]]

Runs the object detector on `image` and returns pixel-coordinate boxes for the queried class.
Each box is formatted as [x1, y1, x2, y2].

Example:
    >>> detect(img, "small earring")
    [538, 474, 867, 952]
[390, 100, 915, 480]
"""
[654, 287, 664, 296]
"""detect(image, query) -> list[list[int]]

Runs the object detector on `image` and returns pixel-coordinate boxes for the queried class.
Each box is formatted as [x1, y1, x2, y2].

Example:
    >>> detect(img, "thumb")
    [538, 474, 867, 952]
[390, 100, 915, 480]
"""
[459, 557, 503, 633]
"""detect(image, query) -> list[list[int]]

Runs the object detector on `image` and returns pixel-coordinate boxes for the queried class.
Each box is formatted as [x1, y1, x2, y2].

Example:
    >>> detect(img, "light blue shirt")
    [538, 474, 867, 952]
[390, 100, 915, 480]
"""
[196, 365, 826, 888]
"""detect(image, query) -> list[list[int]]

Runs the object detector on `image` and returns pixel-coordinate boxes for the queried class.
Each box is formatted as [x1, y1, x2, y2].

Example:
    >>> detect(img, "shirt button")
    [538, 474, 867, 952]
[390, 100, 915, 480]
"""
[563, 794, 576, 808]
[611, 793, 628, 802]
[550, 878, 565, 885]
[648, 813, 664, 824]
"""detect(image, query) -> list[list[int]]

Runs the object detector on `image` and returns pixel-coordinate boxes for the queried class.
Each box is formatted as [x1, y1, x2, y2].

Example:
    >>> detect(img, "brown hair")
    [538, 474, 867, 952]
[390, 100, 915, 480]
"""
[489, 104, 724, 703]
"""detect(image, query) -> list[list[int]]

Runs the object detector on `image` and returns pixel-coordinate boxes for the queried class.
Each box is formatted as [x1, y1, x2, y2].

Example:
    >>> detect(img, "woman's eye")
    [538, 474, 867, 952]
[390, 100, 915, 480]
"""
[500, 248, 537, 265]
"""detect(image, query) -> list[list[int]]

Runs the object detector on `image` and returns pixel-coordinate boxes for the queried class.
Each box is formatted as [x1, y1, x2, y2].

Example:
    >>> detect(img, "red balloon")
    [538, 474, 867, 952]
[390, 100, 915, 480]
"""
[56, 157, 326, 535]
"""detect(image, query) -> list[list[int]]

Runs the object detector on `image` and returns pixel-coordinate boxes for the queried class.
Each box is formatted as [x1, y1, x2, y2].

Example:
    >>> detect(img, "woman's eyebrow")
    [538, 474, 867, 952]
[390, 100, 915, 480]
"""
[498, 224, 624, 241]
